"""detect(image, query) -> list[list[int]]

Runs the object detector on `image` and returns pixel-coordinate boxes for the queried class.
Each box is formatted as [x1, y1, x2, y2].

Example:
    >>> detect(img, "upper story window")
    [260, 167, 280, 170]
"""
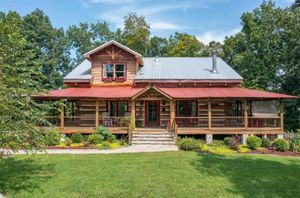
[103, 63, 126, 81]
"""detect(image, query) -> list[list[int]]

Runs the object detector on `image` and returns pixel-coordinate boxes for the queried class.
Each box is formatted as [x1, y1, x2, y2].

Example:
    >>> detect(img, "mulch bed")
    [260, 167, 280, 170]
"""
[250, 148, 300, 157]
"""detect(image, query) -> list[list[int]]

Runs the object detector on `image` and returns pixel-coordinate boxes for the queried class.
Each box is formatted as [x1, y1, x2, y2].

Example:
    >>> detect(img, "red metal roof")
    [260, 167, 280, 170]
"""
[34, 86, 143, 99]
[34, 86, 297, 100]
[159, 87, 297, 99]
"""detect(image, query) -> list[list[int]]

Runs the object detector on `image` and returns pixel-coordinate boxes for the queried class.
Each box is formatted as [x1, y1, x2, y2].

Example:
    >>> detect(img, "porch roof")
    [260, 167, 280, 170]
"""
[159, 87, 297, 99]
[33, 86, 297, 100]
[33, 86, 143, 99]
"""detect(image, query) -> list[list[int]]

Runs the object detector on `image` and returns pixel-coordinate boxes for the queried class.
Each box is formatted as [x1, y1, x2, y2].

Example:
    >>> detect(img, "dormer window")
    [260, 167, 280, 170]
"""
[103, 63, 126, 81]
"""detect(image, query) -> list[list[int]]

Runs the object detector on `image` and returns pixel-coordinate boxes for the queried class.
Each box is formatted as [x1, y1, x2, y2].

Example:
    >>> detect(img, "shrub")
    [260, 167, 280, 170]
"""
[261, 138, 271, 148]
[94, 126, 116, 142]
[238, 145, 251, 153]
[296, 145, 300, 152]
[71, 133, 84, 143]
[246, 136, 262, 150]
[224, 136, 241, 150]
[177, 137, 201, 151]
[45, 129, 61, 146]
[65, 137, 72, 146]
[211, 140, 224, 147]
[98, 141, 111, 150]
[289, 134, 300, 152]
[224, 137, 232, 146]
[88, 134, 103, 145]
[207, 145, 236, 154]
[273, 139, 289, 152]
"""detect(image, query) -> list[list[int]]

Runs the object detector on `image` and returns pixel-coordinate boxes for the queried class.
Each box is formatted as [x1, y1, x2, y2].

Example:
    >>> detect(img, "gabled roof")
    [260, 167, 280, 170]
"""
[64, 57, 243, 82]
[64, 59, 91, 82]
[84, 40, 142, 59]
[135, 57, 243, 81]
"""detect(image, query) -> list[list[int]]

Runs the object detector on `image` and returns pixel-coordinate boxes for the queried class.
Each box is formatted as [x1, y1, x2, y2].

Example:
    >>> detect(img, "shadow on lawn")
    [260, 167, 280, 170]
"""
[193, 153, 300, 197]
[0, 157, 53, 194]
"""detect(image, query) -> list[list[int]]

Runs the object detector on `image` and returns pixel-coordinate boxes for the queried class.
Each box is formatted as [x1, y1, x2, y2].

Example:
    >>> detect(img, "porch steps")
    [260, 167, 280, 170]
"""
[131, 128, 175, 145]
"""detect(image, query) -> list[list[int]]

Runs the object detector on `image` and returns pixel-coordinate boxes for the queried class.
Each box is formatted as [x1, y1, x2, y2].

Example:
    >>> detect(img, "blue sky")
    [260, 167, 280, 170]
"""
[0, 0, 293, 44]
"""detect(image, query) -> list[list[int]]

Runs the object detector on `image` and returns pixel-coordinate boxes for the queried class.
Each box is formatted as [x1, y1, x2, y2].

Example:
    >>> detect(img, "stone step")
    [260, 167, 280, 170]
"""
[131, 141, 175, 145]
[132, 133, 171, 137]
[132, 137, 174, 141]
[134, 128, 168, 133]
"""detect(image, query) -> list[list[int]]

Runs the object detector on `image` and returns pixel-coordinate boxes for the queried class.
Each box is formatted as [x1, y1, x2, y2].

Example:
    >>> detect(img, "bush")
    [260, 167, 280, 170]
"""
[88, 134, 103, 145]
[71, 133, 84, 143]
[177, 137, 202, 151]
[224, 136, 241, 150]
[224, 137, 232, 146]
[296, 145, 300, 152]
[261, 138, 271, 148]
[45, 129, 61, 146]
[65, 137, 72, 146]
[289, 134, 300, 152]
[94, 126, 116, 142]
[211, 140, 224, 147]
[273, 139, 289, 152]
[246, 136, 262, 150]
[207, 146, 236, 155]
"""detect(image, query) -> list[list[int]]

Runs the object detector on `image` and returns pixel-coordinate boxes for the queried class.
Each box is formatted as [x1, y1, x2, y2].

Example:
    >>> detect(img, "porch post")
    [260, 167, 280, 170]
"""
[280, 99, 284, 133]
[60, 103, 64, 130]
[208, 98, 212, 130]
[170, 100, 175, 124]
[95, 99, 99, 127]
[244, 100, 248, 129]
[131, 100, 136, 128]
[129, 100, 135, 144]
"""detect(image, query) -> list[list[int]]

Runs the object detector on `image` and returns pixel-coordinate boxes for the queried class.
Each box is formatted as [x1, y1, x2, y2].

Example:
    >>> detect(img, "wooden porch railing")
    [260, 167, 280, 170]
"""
[174, 116, 281, 128]
[41, 116, 130, 128]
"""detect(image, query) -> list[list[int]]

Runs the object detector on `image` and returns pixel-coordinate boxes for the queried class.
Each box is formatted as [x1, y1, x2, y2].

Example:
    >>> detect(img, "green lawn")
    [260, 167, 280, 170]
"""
[1, 152, 300, 198]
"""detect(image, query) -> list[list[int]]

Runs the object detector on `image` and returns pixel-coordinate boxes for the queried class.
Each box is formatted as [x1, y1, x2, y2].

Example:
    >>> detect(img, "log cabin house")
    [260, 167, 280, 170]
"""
[34, 40, 297, 144]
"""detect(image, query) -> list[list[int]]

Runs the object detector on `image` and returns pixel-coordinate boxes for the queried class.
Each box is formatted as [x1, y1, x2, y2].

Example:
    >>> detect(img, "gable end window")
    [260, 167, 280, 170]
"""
[103, 63, 126, 81]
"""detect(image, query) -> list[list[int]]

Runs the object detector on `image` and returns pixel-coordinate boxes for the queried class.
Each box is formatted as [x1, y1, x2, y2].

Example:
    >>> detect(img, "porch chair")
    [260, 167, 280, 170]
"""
[101, 112, 113, 127]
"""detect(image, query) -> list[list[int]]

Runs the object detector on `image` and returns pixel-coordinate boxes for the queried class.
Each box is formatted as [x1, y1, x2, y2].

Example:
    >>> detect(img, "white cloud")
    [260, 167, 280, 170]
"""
[151, 22, 181, 30]
[196, 27, 241, 44]
[98, 2, 199, 29]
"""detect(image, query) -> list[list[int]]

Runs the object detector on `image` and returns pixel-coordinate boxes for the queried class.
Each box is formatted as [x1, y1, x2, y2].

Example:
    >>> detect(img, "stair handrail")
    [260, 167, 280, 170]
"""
[168, 118, 178, 142]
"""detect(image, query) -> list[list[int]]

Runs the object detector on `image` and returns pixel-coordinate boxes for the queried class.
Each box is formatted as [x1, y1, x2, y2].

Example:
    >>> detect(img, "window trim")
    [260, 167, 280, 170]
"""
[102, 62, 127, 82]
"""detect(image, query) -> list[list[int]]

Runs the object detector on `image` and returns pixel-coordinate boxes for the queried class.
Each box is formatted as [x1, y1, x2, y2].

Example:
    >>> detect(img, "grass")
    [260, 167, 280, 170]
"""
[1, 152, 300, 198]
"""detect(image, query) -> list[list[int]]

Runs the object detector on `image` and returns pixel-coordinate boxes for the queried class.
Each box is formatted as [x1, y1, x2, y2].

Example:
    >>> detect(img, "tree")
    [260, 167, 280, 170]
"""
[167, 32, 206, 57]
[0, 11, 46, 157]
[223, 1, 300, 130]
[22, 9, 71, 89]
[202, 41, 224, 58]
[67, 22, 93, 65]
[122, 13, 150, 55]
[147, 36, 169, 57]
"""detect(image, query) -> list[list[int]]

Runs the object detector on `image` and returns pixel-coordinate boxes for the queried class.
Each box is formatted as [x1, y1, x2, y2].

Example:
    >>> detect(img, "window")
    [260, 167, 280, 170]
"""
[176, 101, 197, 117]
[108, 101, 128, 117]
[103, 63, 126, 81]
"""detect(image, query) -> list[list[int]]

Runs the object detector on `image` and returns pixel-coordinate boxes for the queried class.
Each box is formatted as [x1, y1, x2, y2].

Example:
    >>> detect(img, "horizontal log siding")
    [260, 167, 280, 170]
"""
[90, 44, 138, 85]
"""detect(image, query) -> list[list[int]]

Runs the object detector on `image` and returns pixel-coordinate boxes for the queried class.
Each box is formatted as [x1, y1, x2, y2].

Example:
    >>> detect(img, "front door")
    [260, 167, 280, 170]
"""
[145, 101, 160, 127]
